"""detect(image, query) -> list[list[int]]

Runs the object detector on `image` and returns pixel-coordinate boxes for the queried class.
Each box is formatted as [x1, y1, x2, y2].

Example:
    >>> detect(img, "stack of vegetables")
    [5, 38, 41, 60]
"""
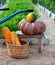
[2, 13, 46, 43]
[2, 27, 29, 59]
[2, 27, 21, 45]
[19, 13, 46, 35]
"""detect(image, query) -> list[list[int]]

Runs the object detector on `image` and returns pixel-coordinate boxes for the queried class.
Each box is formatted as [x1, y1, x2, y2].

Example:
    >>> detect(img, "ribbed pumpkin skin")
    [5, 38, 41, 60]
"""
[32, 22, 40, 34]
[37, 21, 46, 33]
[19, 19, 46, 35]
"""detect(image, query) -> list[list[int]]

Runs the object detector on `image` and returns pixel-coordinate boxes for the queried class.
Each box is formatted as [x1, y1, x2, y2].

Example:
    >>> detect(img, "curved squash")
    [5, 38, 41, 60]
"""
[10, 31, 21, 45]
[2, 27, 12, 43]
[26, 13, 36, 22]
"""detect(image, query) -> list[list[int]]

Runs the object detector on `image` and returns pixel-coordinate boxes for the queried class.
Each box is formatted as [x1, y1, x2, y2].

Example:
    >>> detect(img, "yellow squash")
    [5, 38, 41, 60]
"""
[2, 27, 12, 44]
[26, 13, 36, 22]
[10, 31, 21, 45]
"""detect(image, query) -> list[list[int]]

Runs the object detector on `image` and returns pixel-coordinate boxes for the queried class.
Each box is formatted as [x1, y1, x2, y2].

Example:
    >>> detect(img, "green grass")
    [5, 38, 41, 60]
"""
[31, 0, 37, 4]
[0, 0, 39, 36]
[37, 0, 55, 14]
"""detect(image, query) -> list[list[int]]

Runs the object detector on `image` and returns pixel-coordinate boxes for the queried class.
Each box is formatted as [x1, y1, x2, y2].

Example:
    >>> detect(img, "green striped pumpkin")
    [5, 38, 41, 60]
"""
[26, 13, 36, 22]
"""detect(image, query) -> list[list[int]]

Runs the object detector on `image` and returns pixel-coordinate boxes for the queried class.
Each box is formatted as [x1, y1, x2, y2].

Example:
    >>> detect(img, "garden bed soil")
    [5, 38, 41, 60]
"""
[0, 44, 55, 65]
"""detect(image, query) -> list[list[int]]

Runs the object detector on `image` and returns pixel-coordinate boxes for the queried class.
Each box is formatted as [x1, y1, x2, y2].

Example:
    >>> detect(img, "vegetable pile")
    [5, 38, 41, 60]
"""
[2, 27, 21, 45]
[19, 13, 46, 35]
